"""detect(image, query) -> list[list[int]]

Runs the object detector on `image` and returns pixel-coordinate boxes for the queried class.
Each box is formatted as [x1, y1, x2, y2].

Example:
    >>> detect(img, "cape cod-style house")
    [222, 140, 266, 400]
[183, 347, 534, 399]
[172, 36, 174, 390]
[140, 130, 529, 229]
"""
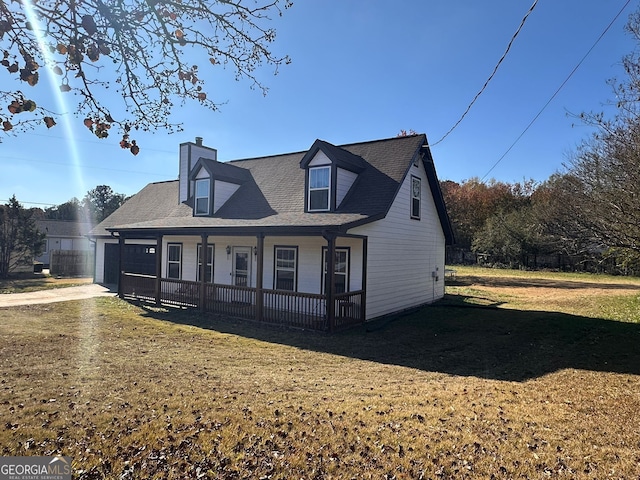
[89, 134, 454, 331]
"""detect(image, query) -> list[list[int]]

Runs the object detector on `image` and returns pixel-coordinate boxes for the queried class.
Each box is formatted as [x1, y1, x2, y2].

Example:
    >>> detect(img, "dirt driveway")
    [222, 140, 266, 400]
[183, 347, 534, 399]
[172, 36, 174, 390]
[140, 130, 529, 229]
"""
[0, 284, 115, 307]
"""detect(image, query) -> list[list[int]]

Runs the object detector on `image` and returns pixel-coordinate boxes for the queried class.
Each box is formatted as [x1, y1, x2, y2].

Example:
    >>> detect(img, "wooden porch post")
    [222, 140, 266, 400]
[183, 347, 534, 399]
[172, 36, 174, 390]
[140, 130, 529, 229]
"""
[256, 233, 264, 322]
[155, 235, 163, 306]
[117, 233, 125, 298]
[199, 234, 207, 312]
[361, 236, 367, 323]
[324, 232, 336, 332]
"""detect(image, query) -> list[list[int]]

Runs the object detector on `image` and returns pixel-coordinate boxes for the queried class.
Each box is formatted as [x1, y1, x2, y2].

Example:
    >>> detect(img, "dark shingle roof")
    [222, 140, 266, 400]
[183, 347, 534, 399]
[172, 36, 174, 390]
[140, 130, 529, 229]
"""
[90, 135, 453, 243]
[89, 181, 190, 236]
[37, 220, 93, 237]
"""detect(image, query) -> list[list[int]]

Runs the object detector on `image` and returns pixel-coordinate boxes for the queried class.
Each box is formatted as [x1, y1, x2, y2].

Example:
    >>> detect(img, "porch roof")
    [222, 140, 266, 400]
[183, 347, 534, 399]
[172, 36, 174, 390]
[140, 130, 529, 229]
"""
[107, 209, 374, 237]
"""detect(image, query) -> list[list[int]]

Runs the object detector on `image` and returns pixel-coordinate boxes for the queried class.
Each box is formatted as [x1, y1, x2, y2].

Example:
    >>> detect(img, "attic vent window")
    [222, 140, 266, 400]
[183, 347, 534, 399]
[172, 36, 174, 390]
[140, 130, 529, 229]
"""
[309, 166, 330, 211]
[195, 178, 210, 215]
[411, 175, 421, 220]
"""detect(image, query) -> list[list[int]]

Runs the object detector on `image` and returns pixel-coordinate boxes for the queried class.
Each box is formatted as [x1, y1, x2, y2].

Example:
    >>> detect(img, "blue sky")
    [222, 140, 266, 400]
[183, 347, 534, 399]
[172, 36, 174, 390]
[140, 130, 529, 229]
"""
[1, 0, 637, 207]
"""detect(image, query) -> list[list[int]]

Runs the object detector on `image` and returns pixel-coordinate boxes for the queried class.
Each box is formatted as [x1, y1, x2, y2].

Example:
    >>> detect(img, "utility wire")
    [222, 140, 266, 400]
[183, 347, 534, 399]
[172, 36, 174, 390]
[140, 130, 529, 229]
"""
[480, 0, 633, 181]
[0, 199, 58, 206]
[431, 0, 539, 147]
[0, 155, 172, 177]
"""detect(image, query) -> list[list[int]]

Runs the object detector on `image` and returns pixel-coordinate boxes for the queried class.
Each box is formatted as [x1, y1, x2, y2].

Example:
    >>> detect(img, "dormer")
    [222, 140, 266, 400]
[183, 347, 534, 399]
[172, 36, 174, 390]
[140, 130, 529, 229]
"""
[179, 137, 253, 217]
[299, 140, 366, 212]
[188, 157, 251, 216]
[179, 137, 218, 204]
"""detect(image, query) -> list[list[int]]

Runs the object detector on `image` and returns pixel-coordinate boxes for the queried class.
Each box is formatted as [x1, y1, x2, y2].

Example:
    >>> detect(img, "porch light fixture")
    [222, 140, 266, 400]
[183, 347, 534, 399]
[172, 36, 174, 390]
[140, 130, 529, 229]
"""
[226, 245, 231, 257]
[253, 246, 257, 256]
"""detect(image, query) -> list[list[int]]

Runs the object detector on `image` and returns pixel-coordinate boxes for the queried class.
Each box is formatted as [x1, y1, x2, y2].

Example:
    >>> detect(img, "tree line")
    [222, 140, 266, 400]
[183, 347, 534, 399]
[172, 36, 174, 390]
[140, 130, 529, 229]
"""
[39, 185, 127, 224]
[441, 170, 638, 275]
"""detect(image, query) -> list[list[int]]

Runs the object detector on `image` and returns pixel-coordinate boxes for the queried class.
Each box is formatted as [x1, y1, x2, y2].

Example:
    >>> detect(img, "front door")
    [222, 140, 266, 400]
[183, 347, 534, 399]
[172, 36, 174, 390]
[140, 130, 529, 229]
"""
[232, 247, 251, 287]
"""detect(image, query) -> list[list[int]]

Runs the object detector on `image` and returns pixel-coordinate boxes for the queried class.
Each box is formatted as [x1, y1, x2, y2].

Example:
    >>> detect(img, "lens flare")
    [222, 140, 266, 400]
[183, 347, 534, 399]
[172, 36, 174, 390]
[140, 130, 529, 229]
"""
[22, 0, 98, 380]
[21, 0, 90, 225]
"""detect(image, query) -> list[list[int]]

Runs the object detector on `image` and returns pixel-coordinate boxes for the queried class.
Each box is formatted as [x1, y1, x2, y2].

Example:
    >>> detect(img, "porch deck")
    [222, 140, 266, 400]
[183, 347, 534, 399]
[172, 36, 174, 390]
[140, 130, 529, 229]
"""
[120, 273, 364, 332]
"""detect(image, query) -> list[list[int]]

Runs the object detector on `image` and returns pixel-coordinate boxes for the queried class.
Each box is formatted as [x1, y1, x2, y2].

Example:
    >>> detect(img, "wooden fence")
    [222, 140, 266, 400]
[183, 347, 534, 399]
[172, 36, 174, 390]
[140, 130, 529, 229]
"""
[50, 250, 94, 277]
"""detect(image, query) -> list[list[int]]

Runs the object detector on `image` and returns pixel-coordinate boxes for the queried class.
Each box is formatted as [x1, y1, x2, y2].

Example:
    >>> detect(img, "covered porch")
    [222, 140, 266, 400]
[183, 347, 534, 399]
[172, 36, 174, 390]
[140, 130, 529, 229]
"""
[112, 226, 368, 332]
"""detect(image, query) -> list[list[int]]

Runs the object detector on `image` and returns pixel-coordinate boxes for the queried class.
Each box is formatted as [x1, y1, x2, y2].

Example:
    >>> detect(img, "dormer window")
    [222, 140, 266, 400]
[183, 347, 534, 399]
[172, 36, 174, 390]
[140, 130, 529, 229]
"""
[300, 140, 367, 213]
[194, 178, 210, 215]
[308, 166, 331, 211]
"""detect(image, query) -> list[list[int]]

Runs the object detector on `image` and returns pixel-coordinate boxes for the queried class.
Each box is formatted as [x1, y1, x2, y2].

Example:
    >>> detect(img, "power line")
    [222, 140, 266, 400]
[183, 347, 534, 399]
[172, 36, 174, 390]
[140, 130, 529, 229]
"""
[480, 0, 633, 181]
[12, 130, 177, 155]
[432, 0, 540, 147]
[0, 155, 173, 177]
[0, 199, 58, 206]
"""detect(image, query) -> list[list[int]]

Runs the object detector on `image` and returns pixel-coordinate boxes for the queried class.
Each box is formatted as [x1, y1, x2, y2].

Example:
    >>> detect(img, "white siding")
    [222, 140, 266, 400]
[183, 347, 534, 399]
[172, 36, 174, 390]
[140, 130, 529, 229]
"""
[164, 236, 253, 285]
[308, 151, 331, 166]
[159, 235, 363, 293]
[163, 236, 201, 281]
[350, 162, 446, 320]
[213, 180, 240, 213]
[336, 167, 358, 207]
[261, 236, 363, 293]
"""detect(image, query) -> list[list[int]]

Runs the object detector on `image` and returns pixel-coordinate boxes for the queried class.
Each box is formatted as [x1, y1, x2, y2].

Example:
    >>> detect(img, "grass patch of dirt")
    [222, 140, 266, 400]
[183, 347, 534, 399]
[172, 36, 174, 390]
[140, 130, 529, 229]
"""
[0, 274, 93, 294]
[1, 268, 639, 478]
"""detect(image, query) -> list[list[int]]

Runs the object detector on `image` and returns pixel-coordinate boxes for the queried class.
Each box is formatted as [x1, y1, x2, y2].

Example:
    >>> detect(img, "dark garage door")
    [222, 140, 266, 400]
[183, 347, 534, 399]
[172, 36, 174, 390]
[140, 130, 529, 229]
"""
[104, 243, 157, 285]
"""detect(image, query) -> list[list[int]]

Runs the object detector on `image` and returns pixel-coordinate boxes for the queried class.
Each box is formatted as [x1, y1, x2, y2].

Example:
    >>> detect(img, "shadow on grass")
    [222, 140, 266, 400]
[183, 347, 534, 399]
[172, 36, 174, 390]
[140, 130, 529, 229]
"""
[0, 278, 51, 294]
[453, 275, 640, 291]
[136, 294, 640, 382]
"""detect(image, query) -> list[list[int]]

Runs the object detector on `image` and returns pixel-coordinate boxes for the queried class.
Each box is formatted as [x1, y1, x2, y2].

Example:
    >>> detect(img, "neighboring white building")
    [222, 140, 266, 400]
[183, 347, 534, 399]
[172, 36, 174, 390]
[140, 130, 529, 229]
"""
[36, 220, 93, 266]
[89, 134, 453, 331]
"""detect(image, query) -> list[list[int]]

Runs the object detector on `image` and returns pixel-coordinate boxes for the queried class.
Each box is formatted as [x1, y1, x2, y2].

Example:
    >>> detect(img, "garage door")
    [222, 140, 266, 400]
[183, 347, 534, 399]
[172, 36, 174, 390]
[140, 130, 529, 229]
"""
[104, 244, 157, 285]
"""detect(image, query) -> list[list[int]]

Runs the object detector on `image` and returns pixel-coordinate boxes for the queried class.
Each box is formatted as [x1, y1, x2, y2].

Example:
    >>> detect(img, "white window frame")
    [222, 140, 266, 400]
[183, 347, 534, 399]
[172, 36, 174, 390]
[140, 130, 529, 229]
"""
[196, 244, 214, 283]
[410, 175, 421, 220]
[167, 243, 182, 279]
[274, 246, 297, 291]
[308, 166, 331, 212]
[322, 247, 349, 294]
[194, 178, 210, 216]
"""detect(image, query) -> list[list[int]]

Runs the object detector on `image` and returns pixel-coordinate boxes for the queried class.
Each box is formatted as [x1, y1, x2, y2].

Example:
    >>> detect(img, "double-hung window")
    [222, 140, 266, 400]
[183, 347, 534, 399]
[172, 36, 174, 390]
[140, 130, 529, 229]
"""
[167, 243, 182, 279]
[309, 166, 330, 211]
[322, 247, 349, 294]
[274, 246, 297, 291]
[196, 244, 214, 283]
[195, 178, 210, 215]
[410, 175, 421, 220]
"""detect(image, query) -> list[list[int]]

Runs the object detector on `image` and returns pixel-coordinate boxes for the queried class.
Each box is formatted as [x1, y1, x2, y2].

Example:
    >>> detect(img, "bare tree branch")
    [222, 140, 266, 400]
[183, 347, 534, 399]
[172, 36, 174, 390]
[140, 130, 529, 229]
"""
[0, 0, 291, 154]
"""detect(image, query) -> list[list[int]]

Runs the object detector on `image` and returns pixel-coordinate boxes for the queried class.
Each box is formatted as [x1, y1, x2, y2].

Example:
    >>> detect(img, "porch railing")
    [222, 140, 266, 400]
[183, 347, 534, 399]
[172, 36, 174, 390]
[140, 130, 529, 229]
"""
[160, 278, 199, 308]
[120, 273, 364, 331]
[263, 288, 326, 330]
[120, 273, 155, 302]
[334, 290, 365, 329]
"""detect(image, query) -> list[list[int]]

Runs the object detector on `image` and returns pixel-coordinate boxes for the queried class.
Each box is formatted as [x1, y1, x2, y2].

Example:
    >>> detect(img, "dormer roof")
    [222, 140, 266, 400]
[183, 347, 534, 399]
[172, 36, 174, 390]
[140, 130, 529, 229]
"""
[189, 157, 252, 184]
[299, 139, 367, 173]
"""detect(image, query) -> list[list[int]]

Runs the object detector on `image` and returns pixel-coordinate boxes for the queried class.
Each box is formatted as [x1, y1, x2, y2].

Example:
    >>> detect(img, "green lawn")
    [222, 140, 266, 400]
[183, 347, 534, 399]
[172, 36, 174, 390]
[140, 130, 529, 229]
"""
[1, 268, 639, 478]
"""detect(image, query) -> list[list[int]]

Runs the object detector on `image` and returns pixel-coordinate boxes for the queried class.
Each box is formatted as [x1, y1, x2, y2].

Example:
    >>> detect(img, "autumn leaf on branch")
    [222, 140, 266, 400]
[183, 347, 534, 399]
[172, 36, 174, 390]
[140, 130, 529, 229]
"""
[0, 0, 292, 154]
